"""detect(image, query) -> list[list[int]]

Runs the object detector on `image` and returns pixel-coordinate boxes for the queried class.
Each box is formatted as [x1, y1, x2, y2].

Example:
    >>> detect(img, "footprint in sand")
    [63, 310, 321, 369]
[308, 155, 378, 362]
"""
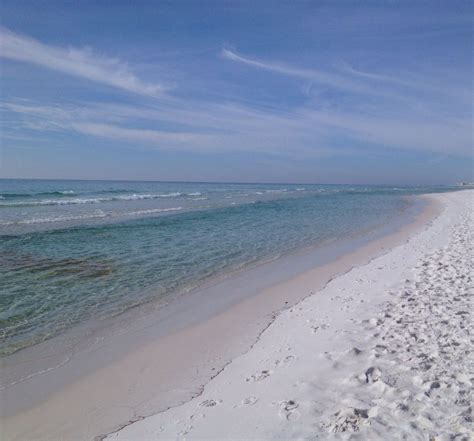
[246, 369, 272, 382]
[177, 425, 193, 436]
[324, 407, 371, 433]
[199, 399, 221, 407]
[364, 317, 383, 328]
[241, 396, 258, 406]
[279, 400, 300, 421]
[274, 355, 295, 366]
[365, 366, 381, 384]
[311, 323, 329, 333]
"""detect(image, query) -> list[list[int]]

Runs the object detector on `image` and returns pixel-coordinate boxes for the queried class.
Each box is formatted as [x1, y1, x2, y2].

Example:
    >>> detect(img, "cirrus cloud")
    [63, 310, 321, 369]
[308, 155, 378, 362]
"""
[0, 27, 166, 97]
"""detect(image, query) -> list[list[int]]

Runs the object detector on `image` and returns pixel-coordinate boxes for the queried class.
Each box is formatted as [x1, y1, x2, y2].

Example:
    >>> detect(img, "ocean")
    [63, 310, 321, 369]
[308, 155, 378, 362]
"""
[0, 179, 460, 356]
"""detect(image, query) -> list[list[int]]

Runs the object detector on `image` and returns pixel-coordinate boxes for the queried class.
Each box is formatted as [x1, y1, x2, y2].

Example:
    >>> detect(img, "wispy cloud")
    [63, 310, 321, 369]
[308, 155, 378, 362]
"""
[0, 100, 332, 156]
[2, 98, 471, 158]
[0, 27, 165, 97]
[221, 48, 471, 109]
[71, 122, 216, 149]
[305, 110, 471, 156]
[1, 41, 470, 159]
[338, 61, 470, 105]
[222, 48, 368, 94]
[221, 48, 413, 100]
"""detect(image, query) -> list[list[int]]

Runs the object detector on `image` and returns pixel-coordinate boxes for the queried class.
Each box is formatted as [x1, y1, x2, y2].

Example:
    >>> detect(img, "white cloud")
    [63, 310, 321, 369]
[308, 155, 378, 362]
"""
[71, 122, 216, 149]
[305, 111, 472, 156]
[221, 48, 377, 96]
[0, 27, 165, 97]
[0, 100, 332, 156]
[221, 48, 472, 110]
[339, 62, 470, 105]
[2, 98, 471, 158]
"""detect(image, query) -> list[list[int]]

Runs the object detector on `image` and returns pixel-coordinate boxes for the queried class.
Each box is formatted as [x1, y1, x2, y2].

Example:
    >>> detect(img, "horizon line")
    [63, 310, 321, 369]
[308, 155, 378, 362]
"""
[0, 177, 460, 187]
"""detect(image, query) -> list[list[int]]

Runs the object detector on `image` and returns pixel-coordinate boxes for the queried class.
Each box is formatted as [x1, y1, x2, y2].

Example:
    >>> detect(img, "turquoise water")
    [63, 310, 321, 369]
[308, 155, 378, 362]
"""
[0, 180, 460, 355]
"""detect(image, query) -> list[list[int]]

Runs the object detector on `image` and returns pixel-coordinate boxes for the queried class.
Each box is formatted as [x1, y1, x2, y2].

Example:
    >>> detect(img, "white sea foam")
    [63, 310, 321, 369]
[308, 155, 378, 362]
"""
[253, 189, 287, 195]
[0, 198, 103, 207]
[126, 207, 183, 215]
[265, 189, 287, 193]
[0, 192, 183, 207]
[0, 206, 184, 226]
[187, 192, 201, 196]
[114, 192, 182, 201]
[44, 198, 103, 205]
[0, 212, 109, 226]
[155, 192, 182, 198]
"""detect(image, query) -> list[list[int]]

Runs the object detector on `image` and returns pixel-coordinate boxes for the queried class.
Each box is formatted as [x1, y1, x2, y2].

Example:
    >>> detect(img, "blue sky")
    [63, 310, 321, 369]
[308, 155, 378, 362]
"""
[0, 0, 472, 184]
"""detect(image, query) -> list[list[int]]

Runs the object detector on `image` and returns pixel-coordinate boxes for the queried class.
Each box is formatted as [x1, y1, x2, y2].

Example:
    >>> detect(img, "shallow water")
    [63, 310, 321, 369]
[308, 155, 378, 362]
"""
[0, 180, 461, 355]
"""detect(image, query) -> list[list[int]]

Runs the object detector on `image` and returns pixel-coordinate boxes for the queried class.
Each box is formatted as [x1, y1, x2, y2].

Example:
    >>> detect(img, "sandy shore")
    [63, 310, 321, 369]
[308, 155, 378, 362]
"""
[1, 190, 471, 440]
[103, 189, 473, 440]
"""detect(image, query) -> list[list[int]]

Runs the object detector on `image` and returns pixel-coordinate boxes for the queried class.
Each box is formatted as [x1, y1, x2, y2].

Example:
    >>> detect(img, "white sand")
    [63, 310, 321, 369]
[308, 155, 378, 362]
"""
[106, 190, 473, 440]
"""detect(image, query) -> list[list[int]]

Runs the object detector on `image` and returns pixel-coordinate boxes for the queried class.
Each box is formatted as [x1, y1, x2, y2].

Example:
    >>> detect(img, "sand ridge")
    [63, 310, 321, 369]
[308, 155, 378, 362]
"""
[106, 190, 473, 440]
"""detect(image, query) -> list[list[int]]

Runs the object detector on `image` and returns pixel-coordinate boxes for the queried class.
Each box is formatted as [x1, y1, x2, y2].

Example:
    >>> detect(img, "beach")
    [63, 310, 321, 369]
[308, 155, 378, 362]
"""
[0, 189, 472, 440]
[0, 181, 432, 439]
[102, 189, 473, 440]
[2, 2, 471, 439]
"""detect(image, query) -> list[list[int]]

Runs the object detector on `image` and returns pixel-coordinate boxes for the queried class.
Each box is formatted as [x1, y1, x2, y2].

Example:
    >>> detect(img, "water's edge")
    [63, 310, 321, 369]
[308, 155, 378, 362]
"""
[0, 194, 441, 440]
[3, 182, 433, 357]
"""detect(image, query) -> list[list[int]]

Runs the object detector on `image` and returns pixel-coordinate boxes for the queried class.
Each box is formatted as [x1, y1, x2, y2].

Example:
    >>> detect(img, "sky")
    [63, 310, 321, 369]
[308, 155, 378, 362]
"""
[0, 0, 472, 184]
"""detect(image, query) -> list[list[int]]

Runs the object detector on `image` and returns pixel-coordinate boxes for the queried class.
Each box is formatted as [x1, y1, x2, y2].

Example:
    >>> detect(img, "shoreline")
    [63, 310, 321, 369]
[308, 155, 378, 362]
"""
[104, 189, 473, 440]
[0, 192, 447, 440]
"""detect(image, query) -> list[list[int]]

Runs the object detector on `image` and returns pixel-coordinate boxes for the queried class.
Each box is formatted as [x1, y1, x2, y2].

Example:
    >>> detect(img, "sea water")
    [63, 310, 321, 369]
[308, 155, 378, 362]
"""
[0, 179, 460, 355]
